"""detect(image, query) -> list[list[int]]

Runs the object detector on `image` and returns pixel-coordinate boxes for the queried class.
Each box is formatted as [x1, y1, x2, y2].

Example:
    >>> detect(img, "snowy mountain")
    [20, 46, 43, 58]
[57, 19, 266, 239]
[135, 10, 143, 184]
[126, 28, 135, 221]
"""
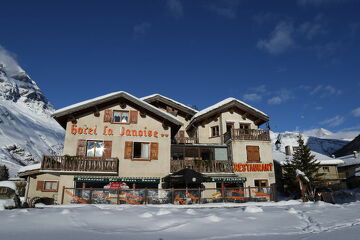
[0, 48, 64, 177]
[271, 129, 354, 158]
[303, 128, 359, 141]
[302, 128, 333, 138]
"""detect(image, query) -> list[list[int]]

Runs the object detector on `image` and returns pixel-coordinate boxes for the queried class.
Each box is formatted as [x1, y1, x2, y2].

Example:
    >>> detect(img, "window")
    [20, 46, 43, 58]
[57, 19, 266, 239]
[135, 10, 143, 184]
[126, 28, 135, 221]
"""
[133, 142, 150, 159]
[215, 148, 228, 161]
[113, 111, 129, 123]
[211, 126, 220, 137]
[239, 123, 250, 130]
[43, 181, 58, 192]
[0, 187, 8, 194]
[323, 166, 330, 172]
[171, 145, 185, 160]
[246, 146, 260, 162]
[254, 179, 268, 188]
[292, 146, 299, 153]
[86, 140, 104, 157]
[185, 147, 200, 159]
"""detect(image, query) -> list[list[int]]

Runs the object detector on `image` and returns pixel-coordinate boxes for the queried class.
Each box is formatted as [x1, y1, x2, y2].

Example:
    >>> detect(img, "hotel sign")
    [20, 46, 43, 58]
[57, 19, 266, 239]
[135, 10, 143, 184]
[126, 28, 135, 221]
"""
[233, 163, 273, 172]
[70, 124, 169, 138]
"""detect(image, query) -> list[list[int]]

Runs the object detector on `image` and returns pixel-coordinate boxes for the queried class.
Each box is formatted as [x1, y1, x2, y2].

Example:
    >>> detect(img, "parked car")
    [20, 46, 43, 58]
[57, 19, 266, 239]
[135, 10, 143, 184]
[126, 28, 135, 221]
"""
[0, 181, 21, 209]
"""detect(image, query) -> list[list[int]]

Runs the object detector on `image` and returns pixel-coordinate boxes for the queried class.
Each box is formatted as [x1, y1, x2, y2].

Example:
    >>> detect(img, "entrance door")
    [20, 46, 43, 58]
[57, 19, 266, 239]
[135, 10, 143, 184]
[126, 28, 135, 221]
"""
[226, 123, 234, 133]
[254, 179, 268, 190]
[178, 130, 185, 144]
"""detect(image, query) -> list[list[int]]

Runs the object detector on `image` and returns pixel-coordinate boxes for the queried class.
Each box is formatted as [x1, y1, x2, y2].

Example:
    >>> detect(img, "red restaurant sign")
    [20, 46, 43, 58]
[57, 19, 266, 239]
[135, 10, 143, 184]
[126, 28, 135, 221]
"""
[233, 163, 273, 172]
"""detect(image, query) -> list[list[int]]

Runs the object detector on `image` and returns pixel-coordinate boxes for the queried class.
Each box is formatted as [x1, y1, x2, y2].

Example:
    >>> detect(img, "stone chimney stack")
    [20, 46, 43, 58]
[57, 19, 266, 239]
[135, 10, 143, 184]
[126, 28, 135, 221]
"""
[354, 151, 359, 158]
[285, 146, 292, 156]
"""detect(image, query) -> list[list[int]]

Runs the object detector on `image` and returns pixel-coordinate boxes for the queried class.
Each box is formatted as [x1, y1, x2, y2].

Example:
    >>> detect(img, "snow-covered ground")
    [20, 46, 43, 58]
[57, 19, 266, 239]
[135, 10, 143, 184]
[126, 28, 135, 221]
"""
[1, 201, 360, 240]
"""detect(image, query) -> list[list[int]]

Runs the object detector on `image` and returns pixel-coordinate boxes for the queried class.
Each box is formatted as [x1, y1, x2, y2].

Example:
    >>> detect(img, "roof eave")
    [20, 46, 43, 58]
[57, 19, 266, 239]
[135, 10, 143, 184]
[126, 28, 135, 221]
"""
[51, 92, 183, 128]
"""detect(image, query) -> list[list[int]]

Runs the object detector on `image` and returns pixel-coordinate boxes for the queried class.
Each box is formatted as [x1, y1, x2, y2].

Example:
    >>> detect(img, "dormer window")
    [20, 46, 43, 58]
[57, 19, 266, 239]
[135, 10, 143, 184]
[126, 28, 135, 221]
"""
[113, 111, 129, 123]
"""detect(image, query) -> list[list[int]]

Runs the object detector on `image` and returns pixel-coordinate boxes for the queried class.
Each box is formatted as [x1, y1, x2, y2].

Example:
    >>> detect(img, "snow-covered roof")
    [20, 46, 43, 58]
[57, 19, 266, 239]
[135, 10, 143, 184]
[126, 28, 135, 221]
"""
[17, 163, 41, 174]
[273, 150, 344, 166]
[188, 98, 269, 128]
[141, 94, 198, 114]
[52, 91, 183, 127]
[338, 154, 360, 167]
[0, 181, 18, 194]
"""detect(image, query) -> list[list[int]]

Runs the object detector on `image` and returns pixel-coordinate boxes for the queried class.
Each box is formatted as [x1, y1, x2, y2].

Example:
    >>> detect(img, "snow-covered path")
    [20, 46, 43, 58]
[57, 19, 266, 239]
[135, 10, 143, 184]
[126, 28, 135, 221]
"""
[1, 201, 360, 240]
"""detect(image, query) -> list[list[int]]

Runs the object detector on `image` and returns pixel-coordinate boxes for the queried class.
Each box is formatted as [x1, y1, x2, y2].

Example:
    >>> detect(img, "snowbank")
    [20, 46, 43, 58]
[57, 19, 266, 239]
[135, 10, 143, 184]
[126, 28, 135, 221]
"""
[0, 199, 15, 210]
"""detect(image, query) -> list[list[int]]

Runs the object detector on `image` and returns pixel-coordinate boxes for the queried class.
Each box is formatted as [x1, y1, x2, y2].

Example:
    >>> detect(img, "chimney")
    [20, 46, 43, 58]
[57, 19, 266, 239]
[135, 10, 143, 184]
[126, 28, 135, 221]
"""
[285, 146, 292, 156]
[354, 151, 359, 158]
[331, 155, 336, 159]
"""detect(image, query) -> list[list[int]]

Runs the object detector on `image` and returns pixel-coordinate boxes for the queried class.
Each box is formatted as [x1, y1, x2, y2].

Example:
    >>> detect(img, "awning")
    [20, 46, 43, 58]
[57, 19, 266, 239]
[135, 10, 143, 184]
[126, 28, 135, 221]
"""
[162, 168, 212, 186]
[74, 176, 160, 183]
[209, 177, 246, 183]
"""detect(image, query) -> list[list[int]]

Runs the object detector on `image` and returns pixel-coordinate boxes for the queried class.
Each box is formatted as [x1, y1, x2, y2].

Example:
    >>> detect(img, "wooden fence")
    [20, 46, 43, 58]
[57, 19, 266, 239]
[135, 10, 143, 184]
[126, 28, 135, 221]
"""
[61, 186, 277, 205]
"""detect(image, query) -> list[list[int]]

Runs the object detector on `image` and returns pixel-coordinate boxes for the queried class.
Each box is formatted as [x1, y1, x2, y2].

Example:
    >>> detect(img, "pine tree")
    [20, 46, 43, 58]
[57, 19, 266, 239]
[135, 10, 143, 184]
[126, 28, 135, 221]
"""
[0, 165, 9, 181]
[282, 135, 324, 195]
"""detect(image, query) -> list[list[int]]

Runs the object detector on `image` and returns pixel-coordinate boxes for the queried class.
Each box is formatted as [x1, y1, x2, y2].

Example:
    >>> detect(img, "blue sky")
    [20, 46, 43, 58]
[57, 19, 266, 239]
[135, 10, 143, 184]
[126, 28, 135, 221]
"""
[1, 0, 360, 132]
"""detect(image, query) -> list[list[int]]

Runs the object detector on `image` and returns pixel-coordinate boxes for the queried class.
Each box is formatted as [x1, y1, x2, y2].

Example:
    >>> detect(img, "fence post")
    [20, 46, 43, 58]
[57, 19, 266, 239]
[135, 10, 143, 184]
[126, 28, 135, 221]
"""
[271, 183, 278, 202]
[248, 186, 251, 200]
[144, 188, 148, 205]
[198, 187, 201, 204]
[221, 183, 225, 202]
[171, 188, 174, 204]
[117, 188, 120, 205]
[89, 188, 93, 204]
[61, 186, 65, 204]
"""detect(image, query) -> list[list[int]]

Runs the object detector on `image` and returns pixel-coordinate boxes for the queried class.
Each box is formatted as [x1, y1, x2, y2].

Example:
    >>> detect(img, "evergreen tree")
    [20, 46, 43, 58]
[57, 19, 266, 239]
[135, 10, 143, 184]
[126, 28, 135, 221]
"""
[0, 165, 9, 181]
[282, 135, 324, 195]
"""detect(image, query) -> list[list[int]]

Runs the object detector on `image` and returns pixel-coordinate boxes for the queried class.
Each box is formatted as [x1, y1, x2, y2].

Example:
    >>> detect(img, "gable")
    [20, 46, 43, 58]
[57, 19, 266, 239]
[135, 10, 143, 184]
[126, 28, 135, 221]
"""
[142, 94, 197, 118]
[187, 98, 269, 130]
[52, 91, 183, 129]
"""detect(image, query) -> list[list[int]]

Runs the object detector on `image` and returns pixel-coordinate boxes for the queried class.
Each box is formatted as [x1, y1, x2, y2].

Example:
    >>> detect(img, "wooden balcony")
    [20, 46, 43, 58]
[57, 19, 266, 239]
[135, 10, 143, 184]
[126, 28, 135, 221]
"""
[41, 155, 119, 174]
[224, 129, 270, 142]
[171, 160, 233, 173]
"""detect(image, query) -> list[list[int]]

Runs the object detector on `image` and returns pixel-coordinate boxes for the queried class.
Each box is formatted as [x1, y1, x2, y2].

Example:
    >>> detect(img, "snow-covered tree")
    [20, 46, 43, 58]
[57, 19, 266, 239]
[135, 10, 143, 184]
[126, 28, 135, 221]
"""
[0, 165, 9, 181]
[282, 135, 324, 195]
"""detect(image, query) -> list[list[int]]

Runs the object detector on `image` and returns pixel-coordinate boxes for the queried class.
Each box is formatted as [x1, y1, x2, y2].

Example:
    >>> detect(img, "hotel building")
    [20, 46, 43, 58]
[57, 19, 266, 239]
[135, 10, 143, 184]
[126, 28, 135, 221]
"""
[19, 91, 275, 205]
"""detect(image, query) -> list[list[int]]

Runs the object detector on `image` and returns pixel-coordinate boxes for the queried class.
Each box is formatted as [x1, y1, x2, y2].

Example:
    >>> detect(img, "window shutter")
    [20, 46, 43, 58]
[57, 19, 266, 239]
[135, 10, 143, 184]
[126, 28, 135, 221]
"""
[76, 139, 87, 156]
[124, 141, 133, 159]
[130, 110, 138, 124]
[36, 181, 44, 191]
[104, 109, 112, 122]
[150, 142, 159, 160]
[103, 141, 112, 158]
[246, 146, 260, 162]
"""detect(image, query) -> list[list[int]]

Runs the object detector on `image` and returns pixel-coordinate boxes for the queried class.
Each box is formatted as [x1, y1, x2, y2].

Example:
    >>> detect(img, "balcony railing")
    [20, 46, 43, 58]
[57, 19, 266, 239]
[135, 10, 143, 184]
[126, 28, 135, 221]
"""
[224, 129, 270, 142]
[171, 160, 233, 173]
[41, 155, 119, 173]
[173, 136, 198, 144]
